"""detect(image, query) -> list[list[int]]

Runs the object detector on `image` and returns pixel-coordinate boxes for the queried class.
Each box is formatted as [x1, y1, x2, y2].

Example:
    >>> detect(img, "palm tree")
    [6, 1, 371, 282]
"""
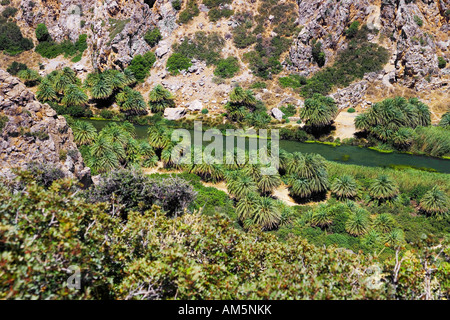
[72, 121, 97, 146]
[288, 176, 313, 198]
[372, 213, 395, 233]
[17, 69, 41, 87]
[61, 84, 88, 107]
[257, 172, 282, 195]
[419, 186, 449, 218]
[54, 74, 74, 93]
[311, 204, 333, 228]
[355, 113, 371, 131]
[90, 134, 114, 159]
[148, 84, 175, 113]
[123, 68, 137, 87]
[125, 137, 141, 165]
[139, 141, 157, 167]
[191, 161, 225, 182]
[116, 86, 147, 115]
[61, 67, 78, 84]
[236, 193, 260, 222]
[392, 127, 413, 149]
[409, 98, 431, 127]
[252, 197, 281, 230]
[362, 230, 382, 248]
[330, 175, 358, 199]
[439, 112, 450, 128]
[229, 86, 256, 107]
[148, 126, 172, 150]
[36, 79, 57, 102]
[84, 71, 114, 99]
[226, 175, 258, 200]
[102, 123, 130, 147]
[369, 175, 399, 201]
[383, 229, 404, 247]
[300, 93, 338, 128]
[345, 208, 370, 236]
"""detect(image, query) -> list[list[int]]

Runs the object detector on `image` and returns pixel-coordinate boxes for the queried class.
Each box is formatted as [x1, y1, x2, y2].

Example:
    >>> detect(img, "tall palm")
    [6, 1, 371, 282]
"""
[116, 86, 147, 115]
[409, 98, 431, 127]
[236, 193, 260, 222]
[288, 176, 313, 198]
[84, 71, 114, 99]
[72, 121, 97, 146]
[300, 93, 337, 128]
[345, 208, 370, 236]
[439, 112, 450, 128]
[102, 123, 130, 147]
[369, 175, 399, 200]
[383, 229, 404, 247]
[226, 175, 258, 200]
[330, 175, 358, 199]
[257, 172, 282, 195]
[191, 161, 225, 182]
[148, 126, 172, 150]
[61, 84, 88, 107]
[36, 79, 57, 102]
[419, 186, 449, 218]
[252, 197, 281, 230]
[17, 69, 41, 86]
[229, 86, 256, 107]
[148, 84, 175, 113]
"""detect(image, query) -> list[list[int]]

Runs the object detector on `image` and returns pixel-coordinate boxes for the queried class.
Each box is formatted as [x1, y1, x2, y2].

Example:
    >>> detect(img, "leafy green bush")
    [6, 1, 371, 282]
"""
[414, 15, 423, 27]
[438, 56, 447, 69]
[1, 0, 11, 5]
[144, 28, 161, 47]
[201, 108, 209, 114]
[172, 0, 181, 10]
[6, 61, 28, 76]
[35, 23, 51, 42]
[127, 51, 156, 82]
[166, 53, 192, 75]
[173, 31, 225, 66]
[35, 34, 87, 59]
[2, 6, 17, 18]
[280, 104, 297, 117]
[345, 21, 360, 38]
[208, 8, 233, 22]
[348, 107, 356, 113]
[250, 81, 267, 89]
[178, 0, 199, 24]
[214, 57, 240, 78]
[312, 40, 325, 67]
[0, 20, 34, 55]
[279, 74, 307, 89]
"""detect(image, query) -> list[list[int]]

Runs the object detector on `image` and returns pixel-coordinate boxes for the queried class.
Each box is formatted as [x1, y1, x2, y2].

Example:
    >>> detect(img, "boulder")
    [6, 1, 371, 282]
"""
[164, 107, 186, 120]
[271, 108, 285, 121]
[188, 100, 203, 112]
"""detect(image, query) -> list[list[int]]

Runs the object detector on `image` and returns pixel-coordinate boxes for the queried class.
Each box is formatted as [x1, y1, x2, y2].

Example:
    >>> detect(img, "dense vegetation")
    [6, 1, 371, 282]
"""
[0, 17, 33, 55]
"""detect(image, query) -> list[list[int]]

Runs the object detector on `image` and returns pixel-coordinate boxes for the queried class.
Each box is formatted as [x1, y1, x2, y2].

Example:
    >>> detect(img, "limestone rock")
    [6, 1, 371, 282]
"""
[271, 108, 284, 121]
[164, 107, 186, 120]
[188, 100, 203, 112]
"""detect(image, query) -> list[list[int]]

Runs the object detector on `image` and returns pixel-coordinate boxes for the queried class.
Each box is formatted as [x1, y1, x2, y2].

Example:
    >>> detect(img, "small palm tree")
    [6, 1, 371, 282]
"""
[61, 84, 88, 107]
[226, 175, 258, 200]
[229, 86, 256, 107]
[362, 230, 382, 248]
[383, 229, 404, 247]
[84, 71, 114, 99]
[439, 112, 450, 128]
[330, 175, 358, 199]
[419, 186, 449, 218]
[300, 93, 337, 128]
[17, 69, 41, 87]
[311, 204, 333, 228]
[72, 121, 97, 146]
[36, 79, 57, 102]
[288, 176, 313, 199]
[102, 123, 130, 147]
[116, 86, 147, 115]
[148, 126, 172, 150]
[257, 172, 282, 195]
[148, 84, 175, 113]
[191, 161, 225, 182]
[236, 193, 260, 222]
[345, 208, 370, 236]
[372, 213, 395, 233]
[253, 197, 281, 230]
[369, 175, 399, 201]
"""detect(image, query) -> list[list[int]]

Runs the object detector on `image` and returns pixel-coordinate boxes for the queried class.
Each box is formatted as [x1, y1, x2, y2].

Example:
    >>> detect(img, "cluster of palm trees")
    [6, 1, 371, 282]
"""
[304, 201, 405, 247]
[148, 84, 175, 113]
[36, 67, 87, 107]
[355, 97, 431, 149]
[17, 68, 41, 87]
[225, 86, 258, 122]
[71, 120, 158, 174]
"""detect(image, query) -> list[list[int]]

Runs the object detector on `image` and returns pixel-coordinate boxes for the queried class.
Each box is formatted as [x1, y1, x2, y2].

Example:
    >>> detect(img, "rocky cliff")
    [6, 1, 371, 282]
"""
[0, 69, 91, 186]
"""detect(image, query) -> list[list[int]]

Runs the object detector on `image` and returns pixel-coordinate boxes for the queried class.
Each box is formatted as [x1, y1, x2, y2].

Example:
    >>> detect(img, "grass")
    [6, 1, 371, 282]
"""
[108, 18, 130, 45]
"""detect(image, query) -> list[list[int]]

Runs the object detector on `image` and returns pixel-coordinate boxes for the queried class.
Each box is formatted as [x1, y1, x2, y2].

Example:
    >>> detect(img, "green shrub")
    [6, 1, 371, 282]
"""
[1, 0, 11, 5]
[127, 51, 156, 82]
[345, 21, 360, 38]
[172, 0, 181, 10]
[280, 104, 297, 117]
[438, 56, 447, 69]
[6, 61, 28, 76]
[201, 108, 209, 114]
[2, 6, 17, 18]
[0, 115, 8, 131]
[208, 8, 233, 22]
[35, 23, 51, 42]
[214, 57, 240, 78]
[99, 109, 114, 119]
[144, 28, 161, 47]
[348, 107, 355, 113]
[279, 74, 307, 89]
[413, 15, 423, 27]
[0, 20, 34, 55]
[178, 0, 199, 24]
[35, 34, 87, 59]
[166, 53, 192, 75]
[250, 81, 267, 89]
[311, 40, 325, 67]
[173, 31, 225, 66]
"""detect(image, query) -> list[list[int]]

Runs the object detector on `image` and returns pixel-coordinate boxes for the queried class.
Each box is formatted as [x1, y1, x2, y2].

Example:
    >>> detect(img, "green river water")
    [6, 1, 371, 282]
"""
[86, 119, 450, 174]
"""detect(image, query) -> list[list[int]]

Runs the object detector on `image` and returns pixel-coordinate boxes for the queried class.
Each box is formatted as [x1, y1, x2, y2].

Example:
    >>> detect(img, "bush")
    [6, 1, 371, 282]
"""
[2, 6, 17, 18]
[414, 15, 423, 27]
[438, 56, 447, 69]
[99, 109, 114, 119]
[208, 8, 233, 22]
[178, 0, 199, 24]
[201, 108, 209, 114]
[0, 21, 34, 55]
[173, 31, 225, 66]
[144, 28, 161, 47]
[279, 74, 307, 89]
[6, 61, 28, 76]
[1, 0, 11, 5]
[35, 34, 87, 59]
[26, 162, 66, 188]
[172, 0, 181, 10]
[345, 21, 360, 38]
[311, 40, 325, 67]
[348, 107, 355, 113]
[280, 104, 297, 117]
[214, 57, 240, 78]
[35, 23, 51, 42]
[127, 51, 156, 82]
[166, 53, 192, 75]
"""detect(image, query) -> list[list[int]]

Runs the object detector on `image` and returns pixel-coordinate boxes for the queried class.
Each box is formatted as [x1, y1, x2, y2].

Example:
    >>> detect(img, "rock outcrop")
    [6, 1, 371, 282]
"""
[0, 69, 91, 186]
[17, 0, 179, 70]
[290, 0, 449, 91]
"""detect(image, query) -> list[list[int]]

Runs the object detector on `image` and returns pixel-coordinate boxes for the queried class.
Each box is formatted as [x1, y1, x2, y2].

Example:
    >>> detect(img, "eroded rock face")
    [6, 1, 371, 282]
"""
[17, 0, 179, 70]
[0, 69, 91, 186]
[290, 0, 449, 90]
